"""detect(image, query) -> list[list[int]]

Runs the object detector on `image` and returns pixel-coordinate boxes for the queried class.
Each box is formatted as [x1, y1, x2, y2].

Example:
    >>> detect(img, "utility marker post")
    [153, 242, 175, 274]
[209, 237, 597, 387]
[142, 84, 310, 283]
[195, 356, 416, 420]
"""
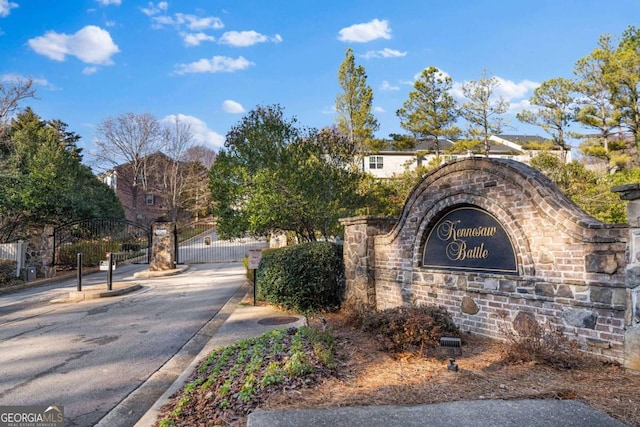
[248, 249, 263, 306]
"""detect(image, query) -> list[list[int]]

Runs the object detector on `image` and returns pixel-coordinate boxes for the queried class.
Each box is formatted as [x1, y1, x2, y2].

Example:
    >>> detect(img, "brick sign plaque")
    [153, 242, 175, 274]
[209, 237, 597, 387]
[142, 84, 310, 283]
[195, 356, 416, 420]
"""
[422, 206, 517, 275]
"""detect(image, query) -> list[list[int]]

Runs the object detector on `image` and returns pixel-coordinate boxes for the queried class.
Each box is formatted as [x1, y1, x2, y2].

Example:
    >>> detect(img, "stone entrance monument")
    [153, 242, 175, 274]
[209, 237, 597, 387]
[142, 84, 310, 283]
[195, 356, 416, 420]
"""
[341, 158, 640, 369]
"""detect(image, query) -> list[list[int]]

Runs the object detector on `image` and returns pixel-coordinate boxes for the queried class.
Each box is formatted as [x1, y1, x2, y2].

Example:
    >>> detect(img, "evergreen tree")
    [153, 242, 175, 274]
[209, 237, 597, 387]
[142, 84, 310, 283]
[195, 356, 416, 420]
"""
[460, 70, 509, 156]
[335, 48, 380, 164]
[396, 66, 460, 157]
[517, 78, 577, 161]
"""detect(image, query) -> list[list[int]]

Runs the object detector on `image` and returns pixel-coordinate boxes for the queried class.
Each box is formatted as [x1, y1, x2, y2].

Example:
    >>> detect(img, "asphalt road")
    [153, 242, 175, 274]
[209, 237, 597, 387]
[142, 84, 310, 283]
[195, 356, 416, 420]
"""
[0, 262, 246, 427]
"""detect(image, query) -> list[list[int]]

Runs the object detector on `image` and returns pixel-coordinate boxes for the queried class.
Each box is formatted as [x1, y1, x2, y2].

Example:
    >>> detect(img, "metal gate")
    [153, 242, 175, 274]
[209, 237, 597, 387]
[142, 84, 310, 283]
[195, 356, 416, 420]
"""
[53, 218, 151, 270]
[175, 220, 268, 264]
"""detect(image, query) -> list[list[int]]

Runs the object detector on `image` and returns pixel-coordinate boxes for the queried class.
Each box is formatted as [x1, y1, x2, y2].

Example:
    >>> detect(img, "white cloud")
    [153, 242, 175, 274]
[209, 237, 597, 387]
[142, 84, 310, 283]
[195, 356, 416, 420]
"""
[219, 30, 282, 47]
[146, 8, 224, 44]
[362, 47, 406, 59]
[412, 67, 450, 82]
[374, 106, 385, 113]
[178, 13, 224, 31]
[222, 100, 245, 113]
[2, 73, 57, 90]
[174, 55, 254, 75]
[507, 98, 533, 115]
[161, 114, 225, 149]
[153, 12, 224, 30]
[82, 66, 98, 75]
[28, 25, 119, 65]
[96, 0, 121, 6]
[181, 32, 215, 46]
[141, 1, 168, 16]
[0, 0, 18, 17]
[321, 105, 335, 115]
[494, 77, 539, 102]
[338, 18, 391, 43]
[452, 75, 540, 115]
[380, 80, 399, 91]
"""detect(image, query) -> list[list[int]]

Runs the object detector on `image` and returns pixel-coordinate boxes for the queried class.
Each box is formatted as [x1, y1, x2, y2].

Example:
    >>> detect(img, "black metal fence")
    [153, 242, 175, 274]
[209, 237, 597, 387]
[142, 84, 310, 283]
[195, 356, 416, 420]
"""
[175, 221, 268, 264]
[53, 218, 151, 270]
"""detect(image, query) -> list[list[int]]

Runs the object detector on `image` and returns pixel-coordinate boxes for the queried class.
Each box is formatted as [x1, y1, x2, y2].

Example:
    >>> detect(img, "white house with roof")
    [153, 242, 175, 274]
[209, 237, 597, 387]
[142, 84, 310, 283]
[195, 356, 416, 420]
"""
[361, 134, 568, 178]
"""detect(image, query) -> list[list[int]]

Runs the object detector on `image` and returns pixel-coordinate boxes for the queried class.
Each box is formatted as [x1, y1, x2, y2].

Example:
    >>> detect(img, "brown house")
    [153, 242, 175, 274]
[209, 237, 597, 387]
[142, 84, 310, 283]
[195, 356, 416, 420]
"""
[101, 152, 175, 226]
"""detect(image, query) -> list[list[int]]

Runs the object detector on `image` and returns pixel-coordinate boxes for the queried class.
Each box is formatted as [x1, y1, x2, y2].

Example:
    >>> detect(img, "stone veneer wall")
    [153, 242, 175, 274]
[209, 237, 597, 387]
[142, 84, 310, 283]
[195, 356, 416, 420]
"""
[341, 158, 632, 364]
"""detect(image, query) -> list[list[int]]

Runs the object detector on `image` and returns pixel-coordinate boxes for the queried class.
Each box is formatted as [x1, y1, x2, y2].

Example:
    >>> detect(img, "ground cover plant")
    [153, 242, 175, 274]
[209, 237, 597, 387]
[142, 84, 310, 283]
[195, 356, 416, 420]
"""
[155, 325, 337, 426]
[156, 304, 640, 427]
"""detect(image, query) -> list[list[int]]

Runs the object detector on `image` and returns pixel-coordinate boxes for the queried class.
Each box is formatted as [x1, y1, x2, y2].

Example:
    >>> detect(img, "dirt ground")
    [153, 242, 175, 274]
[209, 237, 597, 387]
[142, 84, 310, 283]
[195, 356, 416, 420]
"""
[256, 312, 640, 427]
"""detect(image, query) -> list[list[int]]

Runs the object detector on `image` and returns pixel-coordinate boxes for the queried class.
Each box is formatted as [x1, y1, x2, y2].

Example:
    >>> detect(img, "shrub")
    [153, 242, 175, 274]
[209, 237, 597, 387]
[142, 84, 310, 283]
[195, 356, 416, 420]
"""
[497, 311, 594, 369]
[0, 259, 17, 286]
[360, 305, 460, 355]
[256, 242, 344, 313]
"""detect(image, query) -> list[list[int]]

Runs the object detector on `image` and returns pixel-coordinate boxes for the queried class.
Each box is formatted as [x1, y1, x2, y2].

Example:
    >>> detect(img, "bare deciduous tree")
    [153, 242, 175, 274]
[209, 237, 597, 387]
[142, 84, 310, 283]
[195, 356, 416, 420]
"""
[93, 112, 162, 222]
[160, 116, 194, 223]
[0, 77, 36, 126]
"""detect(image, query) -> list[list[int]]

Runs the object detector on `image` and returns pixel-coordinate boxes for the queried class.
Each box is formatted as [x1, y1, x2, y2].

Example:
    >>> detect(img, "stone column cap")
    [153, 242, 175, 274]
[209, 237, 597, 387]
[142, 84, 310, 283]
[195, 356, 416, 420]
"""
[612, 183, 640, 200]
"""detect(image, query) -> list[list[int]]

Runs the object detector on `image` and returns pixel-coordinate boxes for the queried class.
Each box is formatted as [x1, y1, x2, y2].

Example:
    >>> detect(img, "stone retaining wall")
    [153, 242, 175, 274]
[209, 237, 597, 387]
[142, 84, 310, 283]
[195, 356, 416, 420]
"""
[341, 158, 640, 367]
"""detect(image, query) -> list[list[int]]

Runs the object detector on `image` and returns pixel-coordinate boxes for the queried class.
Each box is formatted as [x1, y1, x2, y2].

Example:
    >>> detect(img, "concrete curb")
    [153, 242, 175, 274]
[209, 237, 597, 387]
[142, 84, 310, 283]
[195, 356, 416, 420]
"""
[133, 265, 190, 279]
[49, 283, 144, 303]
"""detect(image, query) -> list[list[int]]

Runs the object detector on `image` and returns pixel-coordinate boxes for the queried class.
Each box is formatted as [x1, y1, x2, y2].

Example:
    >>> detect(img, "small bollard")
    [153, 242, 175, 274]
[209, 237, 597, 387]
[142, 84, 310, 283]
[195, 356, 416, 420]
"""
[107, 252, 113, 291]
[77, 253, 83, 292]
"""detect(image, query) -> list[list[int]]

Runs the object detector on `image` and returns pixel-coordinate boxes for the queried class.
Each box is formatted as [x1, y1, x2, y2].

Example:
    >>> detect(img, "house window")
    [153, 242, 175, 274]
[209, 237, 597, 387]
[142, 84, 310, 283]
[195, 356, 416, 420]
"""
[369, 156, 384, 169]
[145, 194, 155, 205]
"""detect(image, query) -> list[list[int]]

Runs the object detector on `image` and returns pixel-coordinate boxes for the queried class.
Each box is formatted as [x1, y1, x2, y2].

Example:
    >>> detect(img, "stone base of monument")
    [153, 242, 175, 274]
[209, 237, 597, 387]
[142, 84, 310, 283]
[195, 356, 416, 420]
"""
[624, 328, 640, 370]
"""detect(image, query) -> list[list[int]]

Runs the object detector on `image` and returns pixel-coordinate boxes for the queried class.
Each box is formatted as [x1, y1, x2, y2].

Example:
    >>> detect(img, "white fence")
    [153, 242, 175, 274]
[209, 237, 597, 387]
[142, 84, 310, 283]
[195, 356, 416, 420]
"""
[0, 241, 25, 277]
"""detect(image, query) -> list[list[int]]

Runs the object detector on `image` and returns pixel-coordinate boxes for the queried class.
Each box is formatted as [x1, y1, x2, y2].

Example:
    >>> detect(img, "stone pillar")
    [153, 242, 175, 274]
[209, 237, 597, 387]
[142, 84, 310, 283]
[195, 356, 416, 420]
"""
[339, 216, 396, 311]
[150, 222, 176, 271]
[612, 184, 640, 369]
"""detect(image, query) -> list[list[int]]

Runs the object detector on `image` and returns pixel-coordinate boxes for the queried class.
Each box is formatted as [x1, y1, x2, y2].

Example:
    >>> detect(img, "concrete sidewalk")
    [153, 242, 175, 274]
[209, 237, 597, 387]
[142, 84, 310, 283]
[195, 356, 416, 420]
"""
[247, 399, 626, 427]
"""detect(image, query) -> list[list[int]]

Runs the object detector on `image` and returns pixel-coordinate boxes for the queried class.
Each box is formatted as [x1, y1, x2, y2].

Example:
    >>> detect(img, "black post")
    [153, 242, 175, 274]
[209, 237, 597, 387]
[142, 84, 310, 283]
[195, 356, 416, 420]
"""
[77, 253, 82, 292]
[107, 252, 113, 291]
[253, 269, 257, 306]
[173, 224, 179, 265]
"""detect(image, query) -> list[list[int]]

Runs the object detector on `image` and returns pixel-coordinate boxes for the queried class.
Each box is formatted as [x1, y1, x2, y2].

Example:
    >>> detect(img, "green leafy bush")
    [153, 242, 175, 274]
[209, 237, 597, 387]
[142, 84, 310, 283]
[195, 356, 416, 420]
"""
[360, 305, 460, 355]
[0, 259, 17, 285]
[256, 242, 344, 313]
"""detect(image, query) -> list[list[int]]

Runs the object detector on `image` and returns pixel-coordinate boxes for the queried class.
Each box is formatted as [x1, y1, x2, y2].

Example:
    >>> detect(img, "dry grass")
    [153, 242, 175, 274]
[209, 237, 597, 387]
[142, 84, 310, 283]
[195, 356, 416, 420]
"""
[259, 312, 640, 427]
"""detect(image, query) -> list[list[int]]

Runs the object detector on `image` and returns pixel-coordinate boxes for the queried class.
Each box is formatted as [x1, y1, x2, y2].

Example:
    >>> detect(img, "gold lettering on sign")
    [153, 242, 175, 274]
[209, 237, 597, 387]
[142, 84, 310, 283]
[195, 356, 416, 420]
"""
[436, 220, 496, 261]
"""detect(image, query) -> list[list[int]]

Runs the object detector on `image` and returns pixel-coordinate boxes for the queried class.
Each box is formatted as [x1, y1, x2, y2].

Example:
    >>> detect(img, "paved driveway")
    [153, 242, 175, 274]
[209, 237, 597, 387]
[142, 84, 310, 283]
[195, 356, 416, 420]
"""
[0, 262, 246, 427]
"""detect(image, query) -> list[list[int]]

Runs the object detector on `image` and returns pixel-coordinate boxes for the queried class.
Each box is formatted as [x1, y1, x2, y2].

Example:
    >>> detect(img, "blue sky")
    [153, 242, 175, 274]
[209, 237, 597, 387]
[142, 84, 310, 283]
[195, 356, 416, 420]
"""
[1, 0, 640, 159]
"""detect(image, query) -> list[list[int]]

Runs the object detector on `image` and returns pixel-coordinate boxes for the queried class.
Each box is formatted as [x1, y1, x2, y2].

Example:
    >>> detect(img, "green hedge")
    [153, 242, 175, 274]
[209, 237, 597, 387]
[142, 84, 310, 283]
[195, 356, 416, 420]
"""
[256, 242, 344, 313]
[0, 259, 17, 285]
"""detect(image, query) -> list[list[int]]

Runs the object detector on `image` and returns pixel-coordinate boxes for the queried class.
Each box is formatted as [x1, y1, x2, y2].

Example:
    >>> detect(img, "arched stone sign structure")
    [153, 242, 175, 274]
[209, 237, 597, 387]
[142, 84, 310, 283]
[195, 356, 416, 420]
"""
[340, 158, 640, 367]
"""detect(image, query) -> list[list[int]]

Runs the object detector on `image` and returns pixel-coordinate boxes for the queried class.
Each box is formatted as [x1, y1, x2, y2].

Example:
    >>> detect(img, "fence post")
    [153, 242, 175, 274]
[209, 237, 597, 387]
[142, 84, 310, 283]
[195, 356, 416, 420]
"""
[16, 241, 24, 278]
